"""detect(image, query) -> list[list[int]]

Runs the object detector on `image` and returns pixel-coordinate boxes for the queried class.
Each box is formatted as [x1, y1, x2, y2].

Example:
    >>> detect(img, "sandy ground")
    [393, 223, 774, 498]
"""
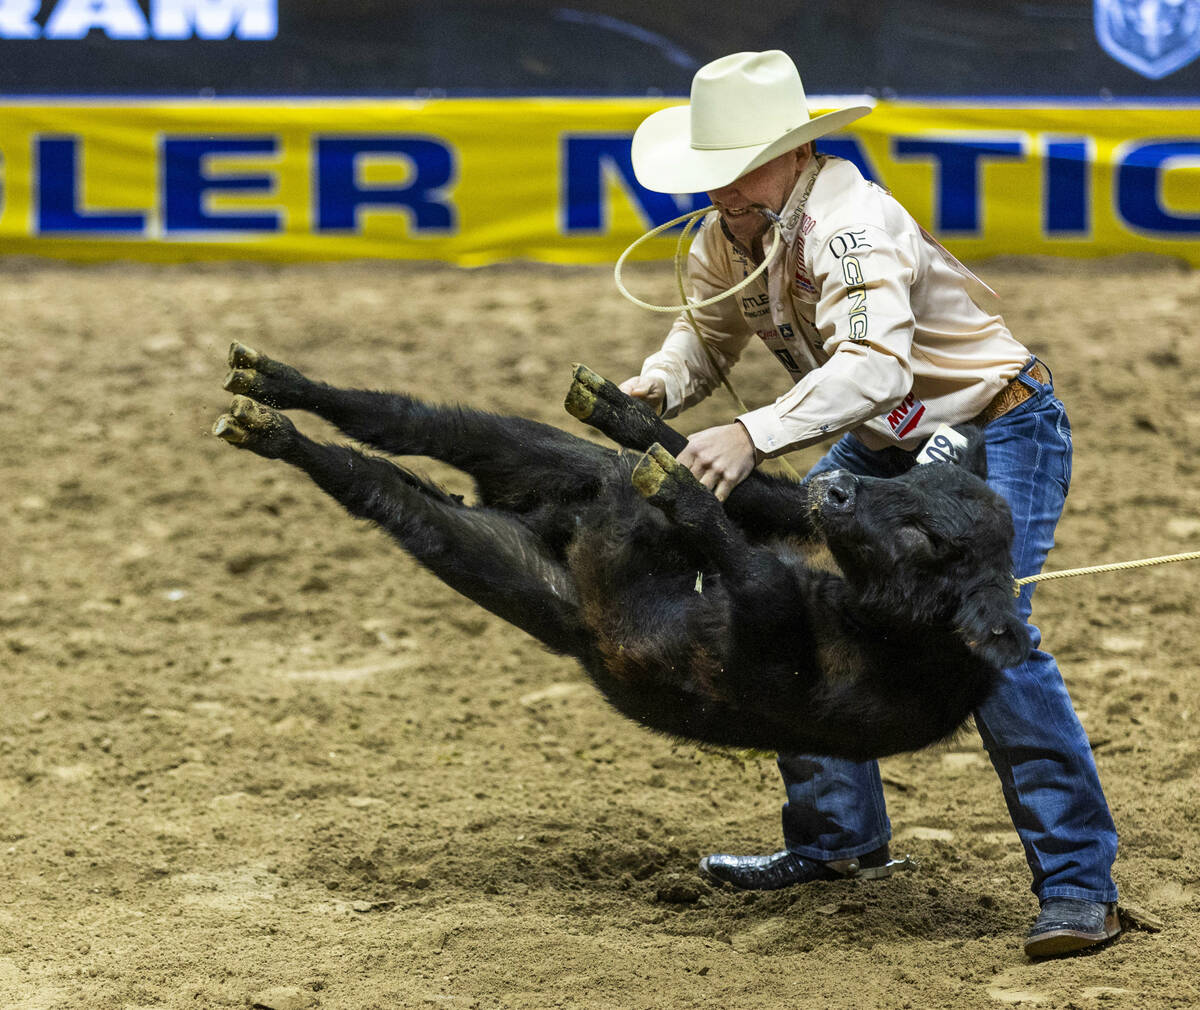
[1, 255, 1198, 1010]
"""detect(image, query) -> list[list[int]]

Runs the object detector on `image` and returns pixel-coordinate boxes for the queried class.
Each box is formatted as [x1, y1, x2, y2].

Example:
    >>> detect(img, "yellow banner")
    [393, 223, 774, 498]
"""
[1, 98, 1198, 265]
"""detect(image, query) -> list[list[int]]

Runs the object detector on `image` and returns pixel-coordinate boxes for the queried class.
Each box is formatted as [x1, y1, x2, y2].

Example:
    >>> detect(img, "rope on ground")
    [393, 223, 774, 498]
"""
[1014, 550, 1200, 594]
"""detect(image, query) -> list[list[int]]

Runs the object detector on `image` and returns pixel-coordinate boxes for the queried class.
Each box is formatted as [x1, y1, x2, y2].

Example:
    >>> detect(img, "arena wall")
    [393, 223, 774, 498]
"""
[2, 98, 1199, 265]
[1, 2, 1198, 265]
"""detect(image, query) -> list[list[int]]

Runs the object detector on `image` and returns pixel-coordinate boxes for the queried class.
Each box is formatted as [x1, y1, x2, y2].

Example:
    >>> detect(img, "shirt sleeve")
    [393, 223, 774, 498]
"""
[737, 221, 922, 457]
[638, 218, 756, 418]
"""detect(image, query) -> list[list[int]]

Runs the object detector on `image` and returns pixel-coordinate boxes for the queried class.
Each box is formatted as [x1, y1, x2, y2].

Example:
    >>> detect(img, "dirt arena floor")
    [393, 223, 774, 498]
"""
[1, 254, 1198, 1010]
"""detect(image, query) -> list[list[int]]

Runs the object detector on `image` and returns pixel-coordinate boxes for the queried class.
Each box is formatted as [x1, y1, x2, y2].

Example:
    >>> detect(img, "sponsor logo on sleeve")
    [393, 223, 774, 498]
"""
[840, 255, 869, 342]
[885, 392, 927, 438]
[828, 228, 872, 259]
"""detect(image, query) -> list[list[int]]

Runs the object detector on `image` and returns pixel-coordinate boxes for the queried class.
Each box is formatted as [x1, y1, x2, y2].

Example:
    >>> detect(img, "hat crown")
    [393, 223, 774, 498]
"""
[629, 49, 870, 194]
[689, 50, 811, 151]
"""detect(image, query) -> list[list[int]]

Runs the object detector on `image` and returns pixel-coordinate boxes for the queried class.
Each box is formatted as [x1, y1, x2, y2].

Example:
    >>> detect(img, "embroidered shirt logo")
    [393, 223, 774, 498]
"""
[759, 324, 805, 373]
[740, 290, 771, 319]
[1095, 0, 1200, 79]
[792, 214, 819, 296]
[829, 230, 873, 344]
[840, 255, 868, 342]
[793, 270, 817, 297]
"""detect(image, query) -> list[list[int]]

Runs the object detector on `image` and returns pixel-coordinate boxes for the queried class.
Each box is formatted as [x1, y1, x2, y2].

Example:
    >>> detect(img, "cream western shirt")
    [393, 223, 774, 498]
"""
[639, 155, 1033, 456]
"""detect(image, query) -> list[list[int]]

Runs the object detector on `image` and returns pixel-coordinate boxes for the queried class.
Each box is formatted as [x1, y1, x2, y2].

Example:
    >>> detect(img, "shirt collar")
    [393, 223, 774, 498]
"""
[778, 154, 825, 240]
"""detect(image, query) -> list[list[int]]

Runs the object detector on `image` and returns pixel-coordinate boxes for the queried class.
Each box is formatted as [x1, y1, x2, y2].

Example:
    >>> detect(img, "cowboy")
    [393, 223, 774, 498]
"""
[617, 49, 1120, 958]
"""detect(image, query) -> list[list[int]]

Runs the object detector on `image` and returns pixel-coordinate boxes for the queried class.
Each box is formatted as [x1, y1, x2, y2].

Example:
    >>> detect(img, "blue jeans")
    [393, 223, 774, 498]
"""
[778, 361, 1118, 904]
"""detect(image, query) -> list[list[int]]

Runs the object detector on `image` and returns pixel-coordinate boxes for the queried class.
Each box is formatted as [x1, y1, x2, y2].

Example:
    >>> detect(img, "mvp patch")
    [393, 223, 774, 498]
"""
[885, 392, 927, 438]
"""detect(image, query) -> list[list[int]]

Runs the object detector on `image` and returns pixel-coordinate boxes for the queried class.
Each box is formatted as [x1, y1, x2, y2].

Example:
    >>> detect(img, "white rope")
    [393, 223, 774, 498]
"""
[613, 205, 784, 314]
[1015, 550, 1200, 594]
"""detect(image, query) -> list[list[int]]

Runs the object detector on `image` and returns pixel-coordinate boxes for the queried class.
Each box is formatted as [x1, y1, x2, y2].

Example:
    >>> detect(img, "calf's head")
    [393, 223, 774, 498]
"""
[809, 427, 1030, 670]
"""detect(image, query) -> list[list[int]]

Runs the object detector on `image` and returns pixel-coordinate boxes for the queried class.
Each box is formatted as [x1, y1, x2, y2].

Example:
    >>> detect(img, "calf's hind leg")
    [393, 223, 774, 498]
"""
[213, 396, 589, 657]
[223, 342, 613, 512]
[222, 343, 311, 411]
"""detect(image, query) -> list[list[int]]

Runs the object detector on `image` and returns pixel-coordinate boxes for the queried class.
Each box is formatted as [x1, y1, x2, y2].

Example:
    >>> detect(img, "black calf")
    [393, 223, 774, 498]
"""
[214, 346, 1029, 761]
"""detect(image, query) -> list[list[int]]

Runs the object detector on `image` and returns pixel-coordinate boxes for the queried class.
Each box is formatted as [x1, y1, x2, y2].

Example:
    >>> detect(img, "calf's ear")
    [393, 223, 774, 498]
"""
[954, 579, 1031, 670]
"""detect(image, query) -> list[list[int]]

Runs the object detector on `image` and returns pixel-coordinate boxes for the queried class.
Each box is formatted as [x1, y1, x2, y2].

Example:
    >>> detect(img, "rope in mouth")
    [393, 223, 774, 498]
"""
[612, 204, 799, 480]
[613, 205, 784, 314]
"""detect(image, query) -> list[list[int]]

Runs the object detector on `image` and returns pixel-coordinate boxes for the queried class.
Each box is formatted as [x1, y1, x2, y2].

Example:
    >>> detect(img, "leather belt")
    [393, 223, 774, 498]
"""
[973, 360, 1050, 426]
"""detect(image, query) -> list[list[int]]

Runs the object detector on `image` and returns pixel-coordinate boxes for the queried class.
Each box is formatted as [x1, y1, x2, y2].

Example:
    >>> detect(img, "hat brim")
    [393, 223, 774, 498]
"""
[631, 103, 873, 194]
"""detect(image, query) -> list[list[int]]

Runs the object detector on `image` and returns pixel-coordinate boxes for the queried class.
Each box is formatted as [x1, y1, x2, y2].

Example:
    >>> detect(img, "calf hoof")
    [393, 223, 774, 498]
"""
[227, 341, 261, 369]
[566, 363, 672, 455]
[222, 367, 261, 397]
[565, 363, 638, 422]
[222, 343, 307, 408]
[212, 395, 296, 459]
[563, 364, 601, 421]
[632, 442, 697, 510]
[566, 363, 656, 419]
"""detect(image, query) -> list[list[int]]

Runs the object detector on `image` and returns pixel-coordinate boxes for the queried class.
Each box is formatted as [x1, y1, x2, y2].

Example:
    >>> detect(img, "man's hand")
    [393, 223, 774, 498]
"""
[618, 375, 666, 415]
[678, 422, 756, 501]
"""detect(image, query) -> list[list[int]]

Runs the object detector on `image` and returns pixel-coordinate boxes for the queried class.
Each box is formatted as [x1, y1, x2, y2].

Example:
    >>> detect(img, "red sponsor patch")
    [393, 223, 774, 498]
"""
[792, 215, 819, 295]
[885, 393, 926, 438]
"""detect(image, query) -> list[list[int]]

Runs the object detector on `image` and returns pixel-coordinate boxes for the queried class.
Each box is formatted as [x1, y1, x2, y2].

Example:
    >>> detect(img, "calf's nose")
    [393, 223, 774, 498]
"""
[817, 470, 858, 514]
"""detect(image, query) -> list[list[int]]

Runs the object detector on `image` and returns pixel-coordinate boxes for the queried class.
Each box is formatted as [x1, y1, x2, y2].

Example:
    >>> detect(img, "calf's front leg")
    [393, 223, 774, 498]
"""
[632, 443, 746, 573]
[632, 442, 803, 618]
[565, 364, 687, 455]
[566, 365, 817, 542]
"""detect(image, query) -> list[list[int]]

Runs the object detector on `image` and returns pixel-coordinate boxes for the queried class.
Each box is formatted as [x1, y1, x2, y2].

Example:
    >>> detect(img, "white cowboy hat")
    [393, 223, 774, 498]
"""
[631, 50, 873, 194]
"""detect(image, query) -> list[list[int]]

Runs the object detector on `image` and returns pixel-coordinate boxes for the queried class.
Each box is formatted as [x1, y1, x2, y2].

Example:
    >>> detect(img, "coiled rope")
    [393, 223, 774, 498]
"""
[613, 205, 782, 318]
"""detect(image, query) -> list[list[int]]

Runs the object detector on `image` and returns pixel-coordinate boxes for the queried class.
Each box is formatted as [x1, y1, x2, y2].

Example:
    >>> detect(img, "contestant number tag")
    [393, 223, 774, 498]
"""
[916, 424, 969, 465]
